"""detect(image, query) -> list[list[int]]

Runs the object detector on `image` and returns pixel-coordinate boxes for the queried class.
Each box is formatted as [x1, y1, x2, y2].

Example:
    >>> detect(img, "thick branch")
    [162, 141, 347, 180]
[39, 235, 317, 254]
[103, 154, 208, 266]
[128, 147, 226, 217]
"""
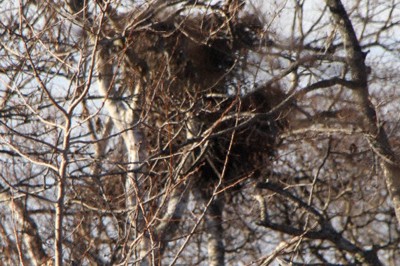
[256, 181, 382, 265]
[154, 182, 190, 261]
[0, 186, 49, 265]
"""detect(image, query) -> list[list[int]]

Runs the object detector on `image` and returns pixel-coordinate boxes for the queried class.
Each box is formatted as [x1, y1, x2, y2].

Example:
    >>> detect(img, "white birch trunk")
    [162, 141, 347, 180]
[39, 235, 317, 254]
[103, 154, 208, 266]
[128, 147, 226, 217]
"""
[95, 42, 149, 265]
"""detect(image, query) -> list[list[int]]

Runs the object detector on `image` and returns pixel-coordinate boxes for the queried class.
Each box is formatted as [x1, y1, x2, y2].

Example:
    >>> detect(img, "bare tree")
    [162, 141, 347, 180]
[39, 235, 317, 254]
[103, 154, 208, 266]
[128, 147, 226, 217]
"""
[1, 0, 400, 265]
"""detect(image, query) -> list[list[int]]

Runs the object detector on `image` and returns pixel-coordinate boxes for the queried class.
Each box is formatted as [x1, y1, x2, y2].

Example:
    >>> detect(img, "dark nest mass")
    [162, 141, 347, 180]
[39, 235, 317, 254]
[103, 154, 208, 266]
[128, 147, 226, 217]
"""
[104, 1, 288, 191]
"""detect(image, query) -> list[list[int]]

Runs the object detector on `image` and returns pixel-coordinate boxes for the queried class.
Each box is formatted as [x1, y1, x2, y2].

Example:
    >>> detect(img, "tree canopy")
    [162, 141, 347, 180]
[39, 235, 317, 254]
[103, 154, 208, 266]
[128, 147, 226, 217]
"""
[1, 0, 400, 265]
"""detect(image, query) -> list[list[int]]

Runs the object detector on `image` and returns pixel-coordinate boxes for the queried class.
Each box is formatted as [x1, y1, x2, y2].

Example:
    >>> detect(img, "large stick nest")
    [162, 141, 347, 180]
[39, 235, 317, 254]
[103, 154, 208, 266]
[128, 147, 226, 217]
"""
[102, 2, 287, 189]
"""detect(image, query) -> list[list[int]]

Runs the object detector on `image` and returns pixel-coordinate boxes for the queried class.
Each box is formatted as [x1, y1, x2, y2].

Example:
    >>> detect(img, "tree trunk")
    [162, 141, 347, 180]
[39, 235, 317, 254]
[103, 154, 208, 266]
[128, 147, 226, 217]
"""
[206, 198, 225, 266]
[326, 0, 400, 225]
